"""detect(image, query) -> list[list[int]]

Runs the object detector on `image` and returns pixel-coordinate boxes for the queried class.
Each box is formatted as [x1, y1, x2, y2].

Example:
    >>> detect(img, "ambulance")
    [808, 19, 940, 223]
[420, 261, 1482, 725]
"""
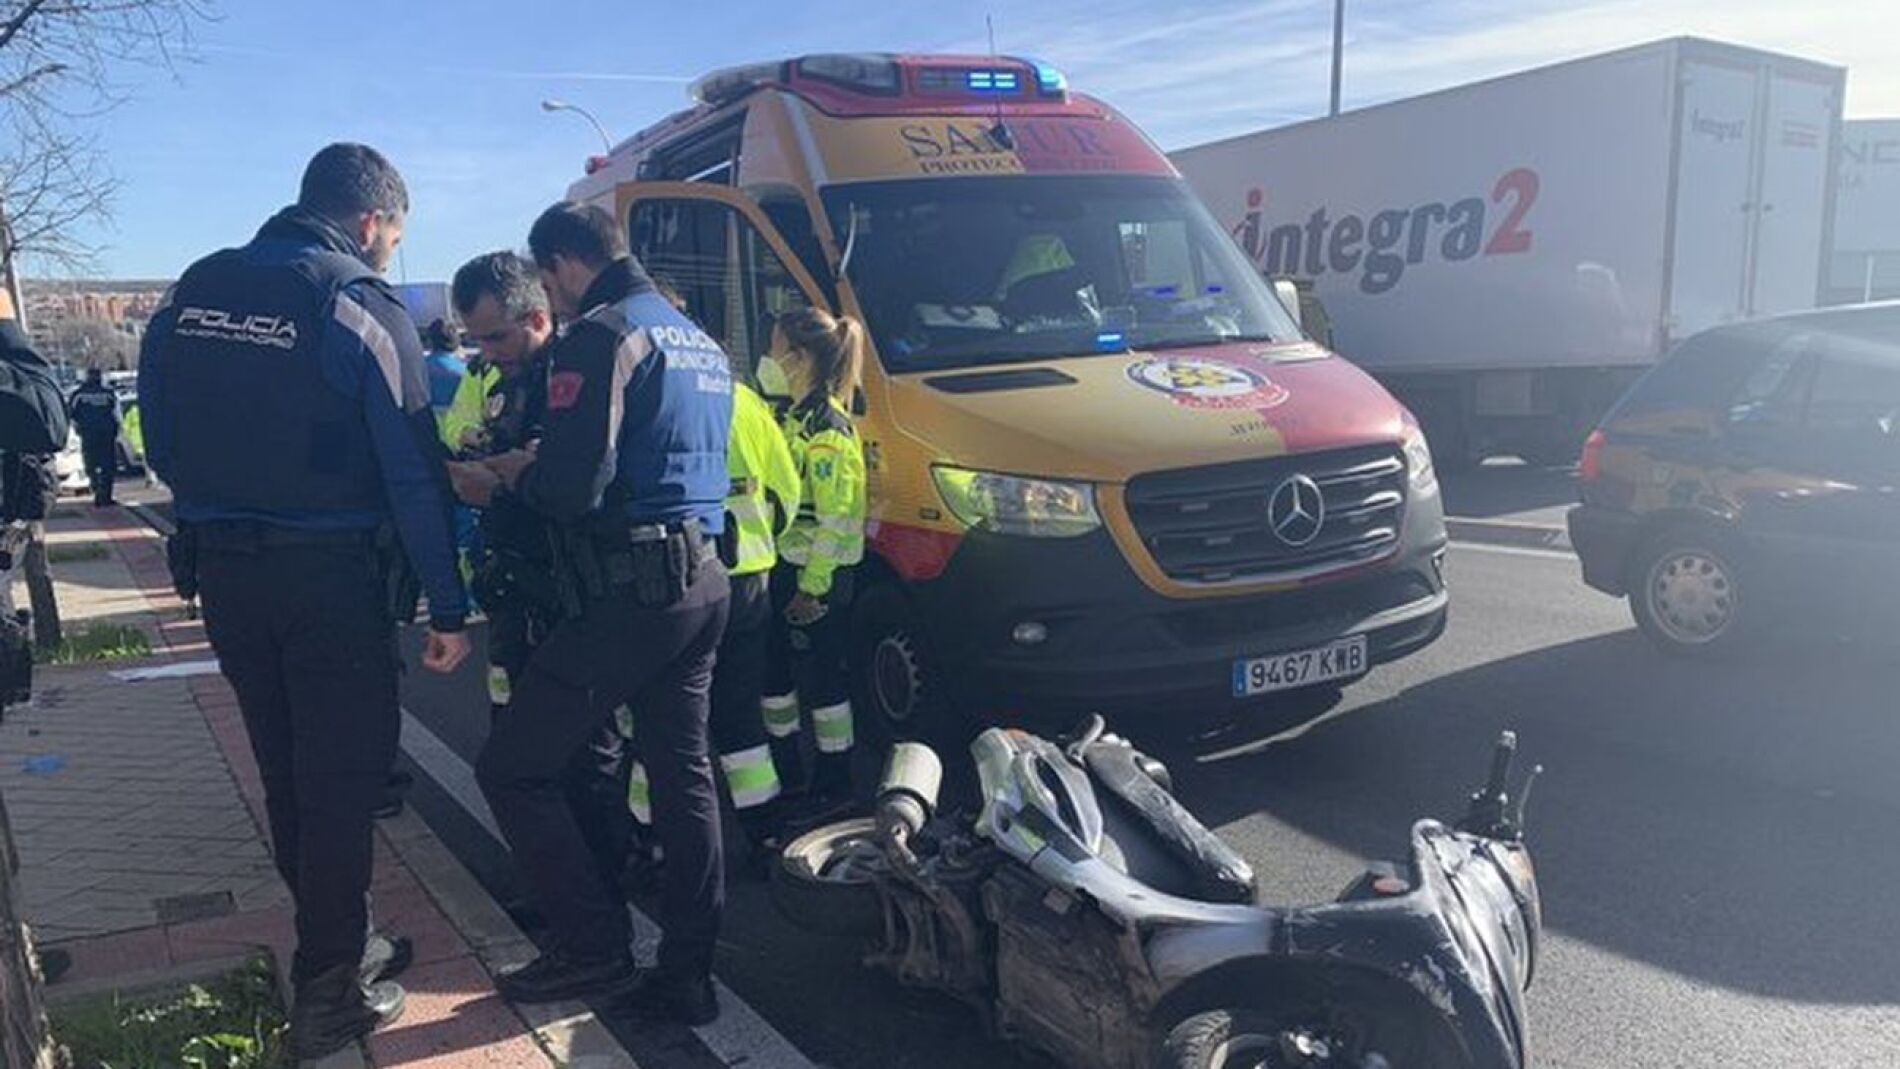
[566, 53, 1448, 732]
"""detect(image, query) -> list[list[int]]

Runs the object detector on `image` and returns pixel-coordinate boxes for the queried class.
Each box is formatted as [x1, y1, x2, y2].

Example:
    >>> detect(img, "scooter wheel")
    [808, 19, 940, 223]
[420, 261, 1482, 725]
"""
[772, 818, 885, 939]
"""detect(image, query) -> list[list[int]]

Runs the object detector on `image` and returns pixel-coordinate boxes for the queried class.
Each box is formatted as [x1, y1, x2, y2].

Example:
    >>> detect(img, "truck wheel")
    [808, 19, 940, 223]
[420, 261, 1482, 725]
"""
[772, 818, 885, 939]
[1161, 1007, 1387, 1068]
[852, 584, 951, 745]
[1628, 526, 1751, 657]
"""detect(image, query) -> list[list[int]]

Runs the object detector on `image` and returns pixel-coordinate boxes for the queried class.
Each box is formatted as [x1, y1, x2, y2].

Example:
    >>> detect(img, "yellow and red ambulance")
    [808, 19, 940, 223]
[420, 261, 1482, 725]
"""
[566, 53, 1448, 731]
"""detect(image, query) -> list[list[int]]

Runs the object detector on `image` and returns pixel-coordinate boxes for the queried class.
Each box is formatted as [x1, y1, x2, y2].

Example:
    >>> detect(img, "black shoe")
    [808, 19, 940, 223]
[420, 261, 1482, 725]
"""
[373, 770, 413, 820]
[359, 932, 413, 985]
[291, 965, 404, 1060]
[495, 952, 638, 1004]
[617, 968, 718, 1026]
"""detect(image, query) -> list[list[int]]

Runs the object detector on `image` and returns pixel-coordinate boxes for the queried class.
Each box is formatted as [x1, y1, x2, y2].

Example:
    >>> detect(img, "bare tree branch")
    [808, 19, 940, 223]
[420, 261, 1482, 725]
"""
[0, 0, 213, 278]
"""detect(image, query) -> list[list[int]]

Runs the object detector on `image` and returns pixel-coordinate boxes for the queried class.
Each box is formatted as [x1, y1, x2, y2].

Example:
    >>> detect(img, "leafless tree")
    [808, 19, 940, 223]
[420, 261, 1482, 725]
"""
[0, 0, 215, 280]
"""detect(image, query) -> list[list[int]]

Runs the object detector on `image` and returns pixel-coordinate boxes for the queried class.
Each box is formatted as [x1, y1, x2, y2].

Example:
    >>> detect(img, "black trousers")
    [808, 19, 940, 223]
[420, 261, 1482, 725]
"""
[487, 603, 631, 897]
[477, 561, 730, 978]
[80, 433, 116, 505]
[763, 564, 853, 711]
[198, 542, 396, 982]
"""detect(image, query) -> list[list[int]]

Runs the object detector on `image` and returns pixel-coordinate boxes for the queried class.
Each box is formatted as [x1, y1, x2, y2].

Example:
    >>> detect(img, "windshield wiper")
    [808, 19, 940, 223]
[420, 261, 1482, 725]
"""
[1139, 333, 1284, 352]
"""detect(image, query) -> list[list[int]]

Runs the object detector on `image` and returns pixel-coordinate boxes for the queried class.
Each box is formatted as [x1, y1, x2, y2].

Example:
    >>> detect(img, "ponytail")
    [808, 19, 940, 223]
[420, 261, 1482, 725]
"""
[777, 306, 865, 405]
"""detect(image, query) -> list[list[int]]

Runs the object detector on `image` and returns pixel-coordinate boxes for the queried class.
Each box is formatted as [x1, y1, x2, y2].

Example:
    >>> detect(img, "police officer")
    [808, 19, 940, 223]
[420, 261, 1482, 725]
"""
[466, 203, 731, 1023]
[137, 144, 471, 1059]
[445, 251, 630, 893]
[625, 375, 799, 866]
[68, 368, 120, 507]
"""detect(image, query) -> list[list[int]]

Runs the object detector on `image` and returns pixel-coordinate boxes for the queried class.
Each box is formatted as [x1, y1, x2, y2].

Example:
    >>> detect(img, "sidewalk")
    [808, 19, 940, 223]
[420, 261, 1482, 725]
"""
[0, 504, 633, 1068]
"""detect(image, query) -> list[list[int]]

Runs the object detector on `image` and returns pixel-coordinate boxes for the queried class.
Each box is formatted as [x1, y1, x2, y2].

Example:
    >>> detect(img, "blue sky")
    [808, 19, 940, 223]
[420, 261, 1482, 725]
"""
[51, 0, 1896, 282]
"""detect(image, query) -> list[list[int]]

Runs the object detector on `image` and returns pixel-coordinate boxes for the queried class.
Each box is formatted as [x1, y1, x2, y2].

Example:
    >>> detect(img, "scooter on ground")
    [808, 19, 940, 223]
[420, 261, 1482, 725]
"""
[775, 716, 1542, 1068]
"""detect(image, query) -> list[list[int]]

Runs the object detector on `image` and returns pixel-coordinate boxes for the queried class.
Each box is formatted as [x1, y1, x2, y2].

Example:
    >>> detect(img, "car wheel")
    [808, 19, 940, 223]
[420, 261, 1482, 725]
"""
[851, 583, 952, 746]
[1629, 526, 1750, 656]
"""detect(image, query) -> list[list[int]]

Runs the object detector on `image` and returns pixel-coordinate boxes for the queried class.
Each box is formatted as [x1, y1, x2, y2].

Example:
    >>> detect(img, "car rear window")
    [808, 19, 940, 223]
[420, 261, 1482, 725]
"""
[1611, 329, 1762, 420]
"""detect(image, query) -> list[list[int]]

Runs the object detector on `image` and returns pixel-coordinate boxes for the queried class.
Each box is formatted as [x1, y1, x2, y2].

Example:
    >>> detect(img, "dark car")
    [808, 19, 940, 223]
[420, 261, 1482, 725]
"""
[1569, 302, 1900, 654]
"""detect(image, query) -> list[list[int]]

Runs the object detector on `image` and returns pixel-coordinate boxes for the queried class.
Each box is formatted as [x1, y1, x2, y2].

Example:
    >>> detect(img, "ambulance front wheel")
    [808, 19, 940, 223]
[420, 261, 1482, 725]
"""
[852, 584, 953, 747]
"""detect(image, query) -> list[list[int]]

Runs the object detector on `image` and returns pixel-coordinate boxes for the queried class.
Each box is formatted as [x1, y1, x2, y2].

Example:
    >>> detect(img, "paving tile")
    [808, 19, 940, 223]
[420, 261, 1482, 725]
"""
[364, 955, 546, 1069]
[369, 882, 468, 970]
[38, 926, 175, 985]
[165, 905, 296, 966]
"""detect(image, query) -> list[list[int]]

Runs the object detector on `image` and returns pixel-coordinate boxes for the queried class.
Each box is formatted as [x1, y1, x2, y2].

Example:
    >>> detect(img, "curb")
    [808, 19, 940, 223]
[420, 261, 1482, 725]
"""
[376, 807, 637, 1067]
[112, 500, 641, 1068]
[1446, 516, 1573, 554]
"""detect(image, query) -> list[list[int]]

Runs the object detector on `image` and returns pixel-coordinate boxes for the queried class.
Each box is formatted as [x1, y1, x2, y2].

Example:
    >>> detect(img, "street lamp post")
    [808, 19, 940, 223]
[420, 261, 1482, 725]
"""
[540, 99, 614, 156]
[1330, 0, 1345, 117]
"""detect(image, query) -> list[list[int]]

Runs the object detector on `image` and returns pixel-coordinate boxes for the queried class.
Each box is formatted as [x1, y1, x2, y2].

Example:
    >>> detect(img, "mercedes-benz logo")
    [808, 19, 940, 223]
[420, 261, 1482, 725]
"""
[1268, 474, 1326, 547]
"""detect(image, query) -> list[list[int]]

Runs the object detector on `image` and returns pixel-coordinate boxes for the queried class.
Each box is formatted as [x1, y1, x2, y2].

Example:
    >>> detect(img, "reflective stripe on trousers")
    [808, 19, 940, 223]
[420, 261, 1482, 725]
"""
[762, 693, 800, 738]
[811, 701, 854, 754]
[719, 744, 781, 809]
[626, 759, 651, 825]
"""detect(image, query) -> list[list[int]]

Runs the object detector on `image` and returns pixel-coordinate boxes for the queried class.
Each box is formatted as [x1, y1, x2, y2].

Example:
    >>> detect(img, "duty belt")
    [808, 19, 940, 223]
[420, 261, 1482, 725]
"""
[196, 521, 376, 552]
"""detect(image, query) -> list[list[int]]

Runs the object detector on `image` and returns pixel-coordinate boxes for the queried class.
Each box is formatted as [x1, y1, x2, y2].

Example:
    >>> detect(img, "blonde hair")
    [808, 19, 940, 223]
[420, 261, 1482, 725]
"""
[777, 306, 864, 404]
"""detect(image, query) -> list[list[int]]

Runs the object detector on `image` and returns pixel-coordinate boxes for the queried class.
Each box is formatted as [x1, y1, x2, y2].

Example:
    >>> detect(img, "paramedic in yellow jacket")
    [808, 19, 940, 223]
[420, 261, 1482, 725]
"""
[762, 307, 868, 805]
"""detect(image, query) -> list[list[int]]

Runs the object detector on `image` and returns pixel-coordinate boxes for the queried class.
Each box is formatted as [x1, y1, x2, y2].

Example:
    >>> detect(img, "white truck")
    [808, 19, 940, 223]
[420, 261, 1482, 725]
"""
[1173, 37, 1846, 466]
[1825, 117, 1900, 305]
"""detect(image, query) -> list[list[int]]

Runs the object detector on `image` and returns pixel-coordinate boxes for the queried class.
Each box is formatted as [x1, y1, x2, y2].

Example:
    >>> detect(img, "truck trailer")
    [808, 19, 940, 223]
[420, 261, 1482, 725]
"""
[1173, 37, 1845, 466]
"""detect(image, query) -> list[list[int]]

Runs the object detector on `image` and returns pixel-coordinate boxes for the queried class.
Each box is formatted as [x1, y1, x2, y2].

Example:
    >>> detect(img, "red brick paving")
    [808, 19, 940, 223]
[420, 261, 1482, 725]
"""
[38, 507, 559, 1067]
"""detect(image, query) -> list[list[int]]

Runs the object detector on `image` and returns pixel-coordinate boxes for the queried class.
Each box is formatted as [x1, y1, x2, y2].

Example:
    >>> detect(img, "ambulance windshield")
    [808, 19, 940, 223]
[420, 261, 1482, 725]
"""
[821, 175, 1304, 373]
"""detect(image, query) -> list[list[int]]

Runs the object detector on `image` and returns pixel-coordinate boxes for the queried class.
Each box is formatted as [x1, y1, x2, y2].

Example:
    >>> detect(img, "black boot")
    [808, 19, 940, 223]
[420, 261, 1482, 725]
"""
[291, 964, 404, 1060]
[495, 951, 638, 1004]
[618, 968, 719, 1026]
[768, 734, 807, 797]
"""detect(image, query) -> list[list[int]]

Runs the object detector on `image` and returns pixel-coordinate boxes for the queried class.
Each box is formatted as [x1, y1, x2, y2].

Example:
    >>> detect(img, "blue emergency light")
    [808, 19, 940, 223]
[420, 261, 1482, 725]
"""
[966, 69, 1021, 93]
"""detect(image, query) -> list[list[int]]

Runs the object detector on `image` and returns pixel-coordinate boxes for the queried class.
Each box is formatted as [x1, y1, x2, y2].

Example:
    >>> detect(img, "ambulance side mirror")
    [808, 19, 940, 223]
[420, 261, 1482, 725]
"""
[1270, 276, 1305, 331]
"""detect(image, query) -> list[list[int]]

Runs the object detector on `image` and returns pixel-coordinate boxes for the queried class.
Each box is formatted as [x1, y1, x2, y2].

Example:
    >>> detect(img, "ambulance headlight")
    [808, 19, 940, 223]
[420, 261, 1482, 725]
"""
[931, 467, 1101, 538]
[1403, 427, 1436, 491]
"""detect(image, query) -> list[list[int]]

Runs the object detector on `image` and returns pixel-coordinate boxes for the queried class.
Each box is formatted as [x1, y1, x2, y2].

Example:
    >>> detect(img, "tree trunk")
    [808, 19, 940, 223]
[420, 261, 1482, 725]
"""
[22, 524, 58, 651]
[22, 527, 57, 653]
[0, 787, 60, 1069]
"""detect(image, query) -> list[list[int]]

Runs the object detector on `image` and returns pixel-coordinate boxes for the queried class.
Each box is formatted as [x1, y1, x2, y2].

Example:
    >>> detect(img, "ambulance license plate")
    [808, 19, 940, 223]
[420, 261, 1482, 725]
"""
[1233, 636, 1367, 697]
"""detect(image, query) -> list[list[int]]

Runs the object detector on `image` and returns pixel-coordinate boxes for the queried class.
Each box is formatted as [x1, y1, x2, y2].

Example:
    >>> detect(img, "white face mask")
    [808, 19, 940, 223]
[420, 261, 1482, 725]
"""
[754, 354, 793, 400]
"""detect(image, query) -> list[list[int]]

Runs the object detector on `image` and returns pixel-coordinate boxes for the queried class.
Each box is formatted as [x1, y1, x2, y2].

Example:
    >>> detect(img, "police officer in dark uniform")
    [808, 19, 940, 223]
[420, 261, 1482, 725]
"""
[445, 251, 631, 895]
[137, 144, 471, 1059]
[464, 203, 730, 1024]
[68, 368, 120, 507]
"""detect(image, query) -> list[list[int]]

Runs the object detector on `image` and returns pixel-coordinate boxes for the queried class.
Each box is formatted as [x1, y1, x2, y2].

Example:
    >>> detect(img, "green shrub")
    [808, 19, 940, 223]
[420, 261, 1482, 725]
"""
[49, 957, 287, 1069]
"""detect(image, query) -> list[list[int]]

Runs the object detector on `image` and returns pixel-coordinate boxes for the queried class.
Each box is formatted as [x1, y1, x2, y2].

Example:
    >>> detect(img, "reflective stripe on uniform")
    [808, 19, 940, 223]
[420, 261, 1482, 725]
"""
[614, 705, 636, 739]
[811, 701, 855, 754]
[487, 666, 511, 706]
[720, 745, 782, 809]
[626, 760, 651, 824]
[762, 693, 801, 737]
[727, 495, 777, 575]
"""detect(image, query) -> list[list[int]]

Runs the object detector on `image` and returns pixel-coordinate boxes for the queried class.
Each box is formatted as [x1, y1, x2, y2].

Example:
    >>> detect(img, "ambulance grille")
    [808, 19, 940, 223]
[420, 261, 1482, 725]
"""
[1124, 445, 1407, 585]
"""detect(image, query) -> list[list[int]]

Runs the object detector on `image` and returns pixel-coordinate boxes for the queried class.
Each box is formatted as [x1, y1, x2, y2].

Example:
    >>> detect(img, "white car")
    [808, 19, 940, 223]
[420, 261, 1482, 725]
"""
[54, 428, 90, 493]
